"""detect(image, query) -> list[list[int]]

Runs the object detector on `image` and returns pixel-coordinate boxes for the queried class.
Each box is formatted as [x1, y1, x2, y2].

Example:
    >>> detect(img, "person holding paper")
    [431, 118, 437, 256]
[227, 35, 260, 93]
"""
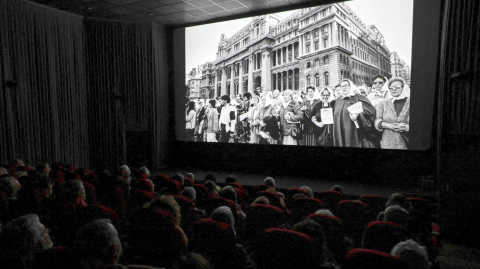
[279, 89, 303, 145]
[311, 87, 336, 147]
[374, 77, 411, 149]
[248, 95, 262, 144]
[333, 79, 378, 148]
[301, 86, 321, 146]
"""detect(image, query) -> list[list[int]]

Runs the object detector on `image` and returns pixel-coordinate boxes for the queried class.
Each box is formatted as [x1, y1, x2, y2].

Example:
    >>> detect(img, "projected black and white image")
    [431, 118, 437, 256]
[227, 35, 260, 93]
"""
[185, 0, 413, 150]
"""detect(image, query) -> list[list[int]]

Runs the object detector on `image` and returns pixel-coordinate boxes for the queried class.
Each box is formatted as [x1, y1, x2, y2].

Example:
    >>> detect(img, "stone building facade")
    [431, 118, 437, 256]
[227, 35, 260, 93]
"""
[188, 3, 395, 99]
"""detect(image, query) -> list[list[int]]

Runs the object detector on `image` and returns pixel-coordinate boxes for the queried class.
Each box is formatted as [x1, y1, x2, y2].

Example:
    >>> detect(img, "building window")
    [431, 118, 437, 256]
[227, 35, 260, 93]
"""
[307, 75, 311, 86]
[278, 50, 282, 65]
[315, 58, 320, 67]
[306, 62, 311, 68]
[306, 44, 310, 53]
[324, 72, 329, 85]
[283, 72, 287, 89]
[288, 46, 292, 61]
[315, 74, 320, 86]
[283, 47, 286, 63]
[315, 41, 319, 51]
[288, 70, 292, 89]
[314, 30, 319, 37]
[294, 43, 299, 58]
[323, 38, 328, 48]
[323, 55, 329, 65]
[294, 69, 299, 90]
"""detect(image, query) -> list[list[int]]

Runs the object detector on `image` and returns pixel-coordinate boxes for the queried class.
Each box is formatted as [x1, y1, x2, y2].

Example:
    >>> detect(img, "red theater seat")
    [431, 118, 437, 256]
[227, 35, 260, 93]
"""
[317, 190, 343, 211]
[255, 228, 318, 269]
[362, 221, 412, 253]
[343, 248, 407, 269]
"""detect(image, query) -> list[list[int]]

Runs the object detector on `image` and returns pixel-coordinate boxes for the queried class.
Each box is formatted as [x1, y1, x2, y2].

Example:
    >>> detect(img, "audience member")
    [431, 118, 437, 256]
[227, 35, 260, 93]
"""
[391, 239, 431, 269]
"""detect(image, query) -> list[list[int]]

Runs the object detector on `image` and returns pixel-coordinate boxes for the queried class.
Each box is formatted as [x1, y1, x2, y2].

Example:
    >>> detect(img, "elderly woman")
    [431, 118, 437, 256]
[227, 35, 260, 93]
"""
[368, 75, 389, 108]
[333, 79, 378, 148]
[301, 86, 321, 146]
[374, 77, 411, 150]
[0, 214, 53, 268]
[248, 95, 262, 144]
[186, 101, 196, 142]
[280, 89, 303, 145]
[255, 93, 279, 145]
[205, 99, 219, 142]
[311, 87, 336, 147]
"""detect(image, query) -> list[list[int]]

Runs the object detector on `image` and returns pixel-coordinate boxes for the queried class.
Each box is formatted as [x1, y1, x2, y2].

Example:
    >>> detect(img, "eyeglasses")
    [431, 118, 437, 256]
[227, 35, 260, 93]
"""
[373, 81, 384, 84]
[321, 94, 330, 97]
[389, 86, 403, 90]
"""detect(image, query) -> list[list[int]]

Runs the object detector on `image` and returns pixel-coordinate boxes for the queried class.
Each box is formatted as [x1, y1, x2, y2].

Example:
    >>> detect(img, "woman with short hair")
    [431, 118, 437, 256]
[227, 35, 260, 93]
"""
[205, 99, 219, 142]
[186, 101, 196, 142]
[301, 86, 321, 146]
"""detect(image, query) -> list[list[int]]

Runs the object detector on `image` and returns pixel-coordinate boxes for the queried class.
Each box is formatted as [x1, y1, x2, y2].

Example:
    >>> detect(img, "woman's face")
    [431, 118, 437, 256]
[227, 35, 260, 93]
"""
[340, 81, 351, 96]
[321, 90, 330, 102]
[373, 78, 385, 91]
[284, 93, 292, 102]
[261, 95, 266, 105]
[389, 80, 404, 97]
[307, 89, 315, 98]
[253, 97, 259, 105]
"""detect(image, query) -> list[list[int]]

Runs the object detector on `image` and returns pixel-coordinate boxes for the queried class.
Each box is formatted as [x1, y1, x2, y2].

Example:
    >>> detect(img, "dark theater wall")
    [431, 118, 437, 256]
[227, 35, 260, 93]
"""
[0, 0, 89, 167]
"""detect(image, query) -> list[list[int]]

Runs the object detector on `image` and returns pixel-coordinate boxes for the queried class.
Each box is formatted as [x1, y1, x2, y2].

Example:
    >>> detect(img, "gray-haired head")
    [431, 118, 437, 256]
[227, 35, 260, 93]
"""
[181, 187, 196, 202]
[300, 186, 314, 198]
[219, 186, 237, 204]
[264, 177, 275, 188]
[210, 206, 235, 234]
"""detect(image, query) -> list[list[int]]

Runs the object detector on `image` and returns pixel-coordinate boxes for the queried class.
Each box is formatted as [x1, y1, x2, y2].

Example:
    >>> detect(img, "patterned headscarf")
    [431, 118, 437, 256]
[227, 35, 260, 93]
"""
[386, 77, 411, 102]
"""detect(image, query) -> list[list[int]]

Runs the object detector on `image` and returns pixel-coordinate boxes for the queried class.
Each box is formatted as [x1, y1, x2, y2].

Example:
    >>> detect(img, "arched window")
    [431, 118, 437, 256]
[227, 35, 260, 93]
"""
[307, 75, 311, 86]
[324, 72, 329, 86]
[315, 74, 320, 86]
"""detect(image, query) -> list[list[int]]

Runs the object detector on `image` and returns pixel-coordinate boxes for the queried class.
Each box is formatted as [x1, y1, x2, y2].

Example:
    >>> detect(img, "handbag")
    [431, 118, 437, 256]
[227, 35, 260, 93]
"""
[291, 123, 303, 140]
[317, 126, 333, 147]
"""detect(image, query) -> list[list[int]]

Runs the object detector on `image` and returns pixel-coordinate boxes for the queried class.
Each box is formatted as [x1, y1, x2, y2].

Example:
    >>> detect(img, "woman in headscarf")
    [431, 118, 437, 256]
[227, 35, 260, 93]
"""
[374, 77, 411, 149]
[256, 93, 279, 145]
[280, 89, 303, 146]
[301, 86, 321, 146]
[186, 101, 196, 142]
[205, 99, 219, 143]
[368, 75, 389, 108]
[333, 79, 378, 148]
[311, 87, 336, 147]
[248, 95, 262, 144]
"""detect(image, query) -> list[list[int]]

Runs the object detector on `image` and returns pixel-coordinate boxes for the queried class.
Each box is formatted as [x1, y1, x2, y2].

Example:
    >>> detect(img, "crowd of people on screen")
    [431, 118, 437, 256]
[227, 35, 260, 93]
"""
[0, 158, 438, 269]
[186, 76, 411, 150]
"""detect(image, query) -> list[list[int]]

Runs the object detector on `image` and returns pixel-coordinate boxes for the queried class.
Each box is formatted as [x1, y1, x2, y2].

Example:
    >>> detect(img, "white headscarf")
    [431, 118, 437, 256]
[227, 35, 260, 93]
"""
[386, 77, 411, 103]
[261, 93, 273, 108]
[370, 75, 389, 97]
[319, 87, 335, 107]
[340, 79, 359, 99]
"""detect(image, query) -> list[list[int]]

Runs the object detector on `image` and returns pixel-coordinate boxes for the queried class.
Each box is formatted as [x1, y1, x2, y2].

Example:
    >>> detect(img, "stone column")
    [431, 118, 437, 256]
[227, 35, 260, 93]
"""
[248, 56, 254, 93]
[214, 71, 218, 97]
[239, 62, 244, 95]
[261, 50, 271, 91]
[230, 65, 235, 98]
[220, 67, 227, 96]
